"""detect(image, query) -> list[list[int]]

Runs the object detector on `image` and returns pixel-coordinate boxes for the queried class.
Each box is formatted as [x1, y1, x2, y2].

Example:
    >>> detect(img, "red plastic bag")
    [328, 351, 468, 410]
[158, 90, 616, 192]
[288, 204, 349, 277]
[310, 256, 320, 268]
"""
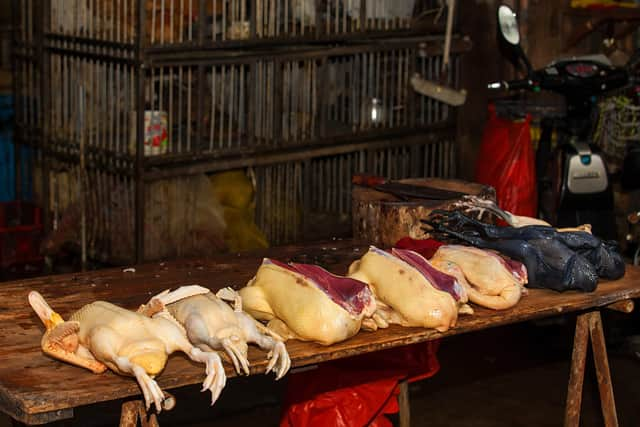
[280, 341, 440, 427]
[280, 236, 443, 427]
[475, 104, 537, 218]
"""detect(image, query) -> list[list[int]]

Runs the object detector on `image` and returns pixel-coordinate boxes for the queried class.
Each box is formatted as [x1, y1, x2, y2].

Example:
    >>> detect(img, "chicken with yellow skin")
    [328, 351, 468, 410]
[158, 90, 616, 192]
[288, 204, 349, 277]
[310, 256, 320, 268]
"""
[28, 286, 226, 413]
[239, 259, 378, 345]
[348, 246, 470, 332]
[430, 245, 526, 310]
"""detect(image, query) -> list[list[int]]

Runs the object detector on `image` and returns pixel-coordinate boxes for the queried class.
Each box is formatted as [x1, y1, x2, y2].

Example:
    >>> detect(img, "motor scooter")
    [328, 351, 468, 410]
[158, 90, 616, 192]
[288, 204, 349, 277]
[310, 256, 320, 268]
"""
[490, 5, 639, 240]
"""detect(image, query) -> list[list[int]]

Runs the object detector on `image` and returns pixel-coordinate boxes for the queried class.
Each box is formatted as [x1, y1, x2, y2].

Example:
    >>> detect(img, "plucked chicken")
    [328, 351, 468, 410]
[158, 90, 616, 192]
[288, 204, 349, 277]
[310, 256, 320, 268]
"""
[28, 288, 226, 413]
[430, 245, 525, 310]
[348, 247, 467, 332]
[239, 259, 377, 345]
[140, 286, 290, 379]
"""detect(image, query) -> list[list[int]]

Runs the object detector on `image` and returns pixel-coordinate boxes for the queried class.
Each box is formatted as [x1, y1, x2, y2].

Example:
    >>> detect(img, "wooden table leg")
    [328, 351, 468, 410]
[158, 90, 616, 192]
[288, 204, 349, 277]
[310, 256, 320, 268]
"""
[589, 311, 619, 427]
[564, 312, 589, 427]
[119, 400, 159, 427]
[565, 311, 620, 427]
[606, 300, 634, 314]
[398, 380, 410, 427]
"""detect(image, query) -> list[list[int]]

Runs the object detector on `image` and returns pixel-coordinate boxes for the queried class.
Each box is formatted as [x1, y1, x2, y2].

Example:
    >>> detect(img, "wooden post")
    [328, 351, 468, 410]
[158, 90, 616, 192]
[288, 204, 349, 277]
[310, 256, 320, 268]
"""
[564, 312, 589, 427]
[564, 311, 620, 427]
[605, 300, 634, 314]
[589, 312, 619, 427]
[398, 379, 410, 427]
[119, 400, 160, 427]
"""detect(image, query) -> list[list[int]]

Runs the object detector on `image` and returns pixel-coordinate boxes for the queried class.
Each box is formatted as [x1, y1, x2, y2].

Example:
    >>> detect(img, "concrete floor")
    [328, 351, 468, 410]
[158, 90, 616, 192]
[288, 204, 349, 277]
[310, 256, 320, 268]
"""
[3, 311, 639, 426]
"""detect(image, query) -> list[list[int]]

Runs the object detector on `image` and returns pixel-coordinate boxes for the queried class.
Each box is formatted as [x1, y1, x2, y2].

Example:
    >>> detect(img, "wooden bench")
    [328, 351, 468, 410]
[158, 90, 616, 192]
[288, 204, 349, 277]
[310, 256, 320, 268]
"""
[0, 240, 638, 426]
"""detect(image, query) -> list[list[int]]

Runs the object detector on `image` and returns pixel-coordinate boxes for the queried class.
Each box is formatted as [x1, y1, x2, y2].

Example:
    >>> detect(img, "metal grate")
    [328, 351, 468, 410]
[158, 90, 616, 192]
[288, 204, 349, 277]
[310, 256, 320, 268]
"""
[14, 0, 465, 263]
[255, 138, 455, 244]
[44, 1, 445, 46]
[42, 161, 136, 263]
[140, 46, 461, 156]
[254, 161, 303, 243]
[47, 55, 136, 166]
[50, 0, 137, 43]
[324, 49, 414, 134]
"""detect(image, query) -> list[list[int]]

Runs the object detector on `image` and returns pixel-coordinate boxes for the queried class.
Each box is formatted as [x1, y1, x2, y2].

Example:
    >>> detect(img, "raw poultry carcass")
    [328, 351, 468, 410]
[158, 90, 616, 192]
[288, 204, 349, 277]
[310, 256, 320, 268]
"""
[426, 210, 625, 279]
[28, 288, 226, 413]
[140, 286, 290, 379]
[348, 247, 470, 332]
[239, 259, 378, 345]
[430, 245, 525, 310]
[423, 210, 625, 292]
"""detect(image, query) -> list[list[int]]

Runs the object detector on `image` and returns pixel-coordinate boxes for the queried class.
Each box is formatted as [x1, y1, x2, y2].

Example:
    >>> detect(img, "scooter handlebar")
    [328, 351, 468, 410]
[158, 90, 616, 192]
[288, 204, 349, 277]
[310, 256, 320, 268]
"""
[487, 79, 534, 91]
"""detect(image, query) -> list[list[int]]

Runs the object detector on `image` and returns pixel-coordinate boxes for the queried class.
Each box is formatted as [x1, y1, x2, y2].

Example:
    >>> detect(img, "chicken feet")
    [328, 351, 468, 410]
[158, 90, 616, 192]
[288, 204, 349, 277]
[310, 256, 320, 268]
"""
[29, 290, 226, 413]
[453, 195, 551, 227]
[146, 286, 291, 380]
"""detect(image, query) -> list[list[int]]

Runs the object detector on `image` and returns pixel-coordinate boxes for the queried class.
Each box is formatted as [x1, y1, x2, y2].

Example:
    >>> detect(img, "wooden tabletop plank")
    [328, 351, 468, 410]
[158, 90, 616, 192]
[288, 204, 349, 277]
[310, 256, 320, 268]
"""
[0, 240, 639, 425]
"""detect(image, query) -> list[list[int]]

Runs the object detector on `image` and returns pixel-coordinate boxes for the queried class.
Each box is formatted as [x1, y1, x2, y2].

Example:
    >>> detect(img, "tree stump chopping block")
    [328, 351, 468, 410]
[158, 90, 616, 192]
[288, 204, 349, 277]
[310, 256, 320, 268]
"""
[352, 178, 495, 247]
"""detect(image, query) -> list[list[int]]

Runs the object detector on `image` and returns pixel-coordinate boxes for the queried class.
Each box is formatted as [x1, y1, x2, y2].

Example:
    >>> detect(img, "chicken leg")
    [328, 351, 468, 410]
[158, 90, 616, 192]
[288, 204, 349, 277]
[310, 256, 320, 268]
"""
[147, 286, 291, 380]
[29, 291, 226, 413]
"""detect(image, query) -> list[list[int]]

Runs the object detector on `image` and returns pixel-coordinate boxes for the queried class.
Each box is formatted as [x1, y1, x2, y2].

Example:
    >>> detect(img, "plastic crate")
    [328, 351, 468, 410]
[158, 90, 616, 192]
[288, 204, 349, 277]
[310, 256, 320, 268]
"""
[0, 95, 33, 202]
[0, 201, 43, 270]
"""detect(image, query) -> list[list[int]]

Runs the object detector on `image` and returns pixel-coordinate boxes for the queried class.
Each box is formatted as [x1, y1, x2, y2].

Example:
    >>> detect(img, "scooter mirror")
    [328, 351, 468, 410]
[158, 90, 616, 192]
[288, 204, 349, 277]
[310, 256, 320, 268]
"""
[497, 5, 520, 46]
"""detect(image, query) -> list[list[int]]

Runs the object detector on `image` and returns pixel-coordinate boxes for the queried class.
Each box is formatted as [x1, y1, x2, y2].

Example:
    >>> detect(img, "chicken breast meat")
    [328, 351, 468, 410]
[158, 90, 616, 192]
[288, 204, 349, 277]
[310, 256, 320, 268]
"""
[239, 259, 378, 345]
[348, 246, 466, 332]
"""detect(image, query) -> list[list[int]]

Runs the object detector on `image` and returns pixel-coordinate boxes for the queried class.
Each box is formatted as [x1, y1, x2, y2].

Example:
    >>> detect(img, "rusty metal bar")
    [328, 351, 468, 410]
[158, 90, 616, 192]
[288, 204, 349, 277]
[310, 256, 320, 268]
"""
[195, 63, 205, 154]
[144, 126, 456, 180]
[249, 0, 257, 38]
[228, 64, 235, 148]
[40, 0, 52, 230]
[11, 0, 22, 141]
[45, 46, 136, 65]
[589, 311, 619, 427]
[198, 0, 206, 45]
[144, 35, 472, 66]
[79, 83, 87, 271]
[45, 33, 135, 50]
[150, 118, 456, 164]
[274, 59, 283, 142]
[135, 0, 147, 264]
[247, 60, 256, 145]
[359, 0, 367, 33]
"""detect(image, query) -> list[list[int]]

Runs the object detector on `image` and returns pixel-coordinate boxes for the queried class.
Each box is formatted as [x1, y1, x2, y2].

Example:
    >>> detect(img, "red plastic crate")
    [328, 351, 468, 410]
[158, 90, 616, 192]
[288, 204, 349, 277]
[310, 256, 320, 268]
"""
[0, 201, 44, 270]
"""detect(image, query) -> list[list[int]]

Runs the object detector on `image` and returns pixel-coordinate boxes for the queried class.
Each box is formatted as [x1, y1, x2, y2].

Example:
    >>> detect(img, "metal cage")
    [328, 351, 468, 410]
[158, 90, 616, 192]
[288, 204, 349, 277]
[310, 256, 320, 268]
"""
[13, 0, 467, 264]
[47, 0, 446, 46]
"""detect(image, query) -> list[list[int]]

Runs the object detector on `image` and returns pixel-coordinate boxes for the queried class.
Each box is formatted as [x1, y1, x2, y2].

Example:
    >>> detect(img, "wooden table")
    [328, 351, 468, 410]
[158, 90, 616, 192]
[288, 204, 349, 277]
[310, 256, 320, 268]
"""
[0, 240, 638, 426]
